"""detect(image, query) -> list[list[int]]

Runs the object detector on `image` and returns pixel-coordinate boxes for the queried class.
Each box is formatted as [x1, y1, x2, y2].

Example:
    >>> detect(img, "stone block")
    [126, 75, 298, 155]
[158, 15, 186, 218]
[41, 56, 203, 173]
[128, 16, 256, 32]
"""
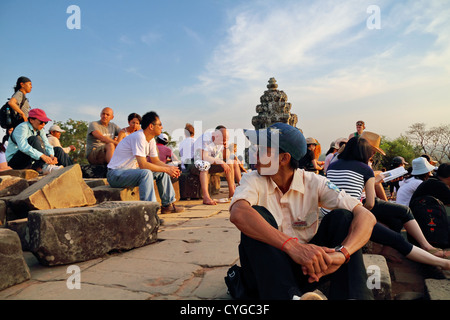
[81, 164, 107, 178]
[0, 169, 39, 180]
[363, 254, 392, 300]
[0, 175, 29, 197]
[92, 185, 140, 203]
[6, 218, 29, 251]
[0, 229, 31, 291]
[425, 279, 450, 300]
[84, 178, 108, 188]
[27, 201, 160, 266]
[8, 164, 96, 218]
[0, 199, 6, 226]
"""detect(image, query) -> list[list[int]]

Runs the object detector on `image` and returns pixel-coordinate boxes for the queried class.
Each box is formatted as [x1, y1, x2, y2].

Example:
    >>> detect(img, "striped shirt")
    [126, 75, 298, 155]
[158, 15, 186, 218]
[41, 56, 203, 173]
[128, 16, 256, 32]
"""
[321, 159, 374, 215]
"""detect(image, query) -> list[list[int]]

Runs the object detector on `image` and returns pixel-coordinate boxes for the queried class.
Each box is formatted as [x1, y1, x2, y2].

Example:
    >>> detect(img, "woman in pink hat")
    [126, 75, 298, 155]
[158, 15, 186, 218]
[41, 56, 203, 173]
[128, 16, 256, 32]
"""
[5, 108, 72, 174]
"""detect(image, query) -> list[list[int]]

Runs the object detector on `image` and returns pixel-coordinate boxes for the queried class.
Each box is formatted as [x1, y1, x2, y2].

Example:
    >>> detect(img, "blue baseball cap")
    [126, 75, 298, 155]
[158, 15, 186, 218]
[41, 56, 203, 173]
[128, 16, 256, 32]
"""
[244, 122, 307, 161]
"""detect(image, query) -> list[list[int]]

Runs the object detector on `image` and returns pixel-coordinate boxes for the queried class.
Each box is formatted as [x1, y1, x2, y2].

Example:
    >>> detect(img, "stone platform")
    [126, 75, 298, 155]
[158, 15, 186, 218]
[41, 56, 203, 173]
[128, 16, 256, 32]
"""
[0, 176, 449, 301]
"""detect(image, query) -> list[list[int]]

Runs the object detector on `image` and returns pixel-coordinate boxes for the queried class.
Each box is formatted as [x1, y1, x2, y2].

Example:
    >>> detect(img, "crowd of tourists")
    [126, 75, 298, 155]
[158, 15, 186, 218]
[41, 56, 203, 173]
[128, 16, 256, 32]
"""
[2, 76, 449, 300]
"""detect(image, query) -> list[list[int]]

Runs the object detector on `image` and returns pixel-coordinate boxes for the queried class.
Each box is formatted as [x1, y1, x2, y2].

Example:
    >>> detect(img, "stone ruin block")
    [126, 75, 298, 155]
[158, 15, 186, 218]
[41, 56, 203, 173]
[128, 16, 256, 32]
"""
[0, 175, 29, 197]
[0, 229, 31, 291]
[27, 201, 161, 266]
[0, 169, 39, 180]
[8, 164, 96, 219]
[92, 185, 140, 203]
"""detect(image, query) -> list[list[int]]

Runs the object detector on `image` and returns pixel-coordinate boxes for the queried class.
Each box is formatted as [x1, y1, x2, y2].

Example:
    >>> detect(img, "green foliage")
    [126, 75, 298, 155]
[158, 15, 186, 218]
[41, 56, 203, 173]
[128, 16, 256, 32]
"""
[53, 119, 89, 165]
[371, 135, 421, 171]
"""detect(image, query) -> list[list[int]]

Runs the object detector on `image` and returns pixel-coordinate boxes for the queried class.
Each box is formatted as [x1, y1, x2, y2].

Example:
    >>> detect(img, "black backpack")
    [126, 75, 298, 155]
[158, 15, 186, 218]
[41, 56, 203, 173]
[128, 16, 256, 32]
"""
[0, 94, 26, 129]
[408, 196, 449, 249]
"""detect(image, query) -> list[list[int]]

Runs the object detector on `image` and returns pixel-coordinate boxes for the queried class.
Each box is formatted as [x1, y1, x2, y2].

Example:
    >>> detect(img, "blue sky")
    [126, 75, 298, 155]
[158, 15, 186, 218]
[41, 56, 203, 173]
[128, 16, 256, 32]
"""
[1, 0, 449, 151]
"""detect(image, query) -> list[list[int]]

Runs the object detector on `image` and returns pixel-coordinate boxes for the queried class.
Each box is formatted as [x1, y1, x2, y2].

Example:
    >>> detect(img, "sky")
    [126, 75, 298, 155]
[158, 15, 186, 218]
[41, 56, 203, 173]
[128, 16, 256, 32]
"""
[1, 0, 449, 154]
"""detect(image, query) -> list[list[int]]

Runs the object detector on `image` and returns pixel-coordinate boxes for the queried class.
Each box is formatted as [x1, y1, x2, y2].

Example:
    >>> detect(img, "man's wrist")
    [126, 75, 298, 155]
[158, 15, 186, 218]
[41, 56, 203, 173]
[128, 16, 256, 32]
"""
[334, 245, 350, 264]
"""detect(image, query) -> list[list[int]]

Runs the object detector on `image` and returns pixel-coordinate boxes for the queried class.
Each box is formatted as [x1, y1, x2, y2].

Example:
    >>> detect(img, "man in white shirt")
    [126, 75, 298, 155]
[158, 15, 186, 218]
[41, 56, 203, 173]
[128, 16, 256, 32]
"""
[179, 123, 195, 171]
[107, 111, 184, 214]
[47, 125, 76, 154]
[228, 123, 376, 300]
[193, 125, 235, 205]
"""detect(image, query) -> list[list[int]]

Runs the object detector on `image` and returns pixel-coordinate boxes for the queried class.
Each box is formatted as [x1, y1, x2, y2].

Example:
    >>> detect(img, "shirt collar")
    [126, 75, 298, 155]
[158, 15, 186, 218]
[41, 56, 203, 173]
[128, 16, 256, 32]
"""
[267, 169, 305, 195]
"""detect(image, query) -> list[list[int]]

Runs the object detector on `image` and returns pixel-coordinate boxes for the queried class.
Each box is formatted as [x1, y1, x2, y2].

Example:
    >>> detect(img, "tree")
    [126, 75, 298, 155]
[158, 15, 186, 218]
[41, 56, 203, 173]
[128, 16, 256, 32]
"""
[406, 123, 450, 163]
[53, 119, 89, 165]
[371, 136, 421, 171]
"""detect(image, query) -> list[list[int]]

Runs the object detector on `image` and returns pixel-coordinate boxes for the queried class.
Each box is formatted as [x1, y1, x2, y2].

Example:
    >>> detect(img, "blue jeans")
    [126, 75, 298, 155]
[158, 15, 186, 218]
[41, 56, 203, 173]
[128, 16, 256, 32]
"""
[107, 168, 176, 206]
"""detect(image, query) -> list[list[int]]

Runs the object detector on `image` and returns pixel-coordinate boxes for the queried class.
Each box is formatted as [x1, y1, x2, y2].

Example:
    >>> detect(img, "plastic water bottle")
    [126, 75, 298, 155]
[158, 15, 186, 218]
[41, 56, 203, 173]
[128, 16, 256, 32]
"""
[5, 107, 11, 126]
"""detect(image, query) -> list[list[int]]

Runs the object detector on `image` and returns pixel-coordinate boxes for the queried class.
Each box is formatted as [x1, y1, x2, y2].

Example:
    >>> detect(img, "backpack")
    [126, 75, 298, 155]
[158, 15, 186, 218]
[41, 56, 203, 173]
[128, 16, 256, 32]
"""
[408, 196, 449, 249]
[0, 94, 26, 129]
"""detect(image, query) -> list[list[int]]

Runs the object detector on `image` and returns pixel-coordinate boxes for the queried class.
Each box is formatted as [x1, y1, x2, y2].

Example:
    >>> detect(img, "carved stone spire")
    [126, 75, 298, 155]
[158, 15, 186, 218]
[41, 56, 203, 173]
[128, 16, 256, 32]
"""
[251, 78, 298, 130]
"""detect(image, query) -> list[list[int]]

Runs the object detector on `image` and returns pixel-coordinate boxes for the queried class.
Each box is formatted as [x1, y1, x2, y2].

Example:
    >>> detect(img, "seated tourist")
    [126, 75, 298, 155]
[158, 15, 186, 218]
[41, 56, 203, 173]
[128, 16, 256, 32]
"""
[229, 122, 377, 300]
[298, 137, 324, 173]
[47, 124, 76, 155]
[107, 111, 184, 214]
[86, 107, 121, 165]
[179, 123, 195, 172]
[155, 133, 179, 164]
[193, 125, 235, 205]
[117, 113, 142, 143]
[396, 157, 435, 207]
[6, 108, 72, 174]
[411, 163, 450, 206]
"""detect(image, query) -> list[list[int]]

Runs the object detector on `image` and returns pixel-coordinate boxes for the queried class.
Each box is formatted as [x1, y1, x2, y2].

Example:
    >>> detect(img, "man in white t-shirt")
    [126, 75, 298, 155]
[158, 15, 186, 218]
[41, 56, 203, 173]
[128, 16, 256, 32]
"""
[107, 111, 184, 214]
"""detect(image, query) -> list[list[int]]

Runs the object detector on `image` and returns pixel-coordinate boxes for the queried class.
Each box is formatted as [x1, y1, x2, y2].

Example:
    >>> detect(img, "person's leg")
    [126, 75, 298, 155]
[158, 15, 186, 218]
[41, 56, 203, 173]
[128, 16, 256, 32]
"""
[104, 142, 116, 164]
[238, 205, 310, 299]
[153, 171, 176, 207]
[107, 168, 156, 202]
[199, 170, 215, 205]
[8, 136, 47, 170]
[311, 209, 374, 300]
[53, 146, 73, 167]
[225, 164, 236, 198]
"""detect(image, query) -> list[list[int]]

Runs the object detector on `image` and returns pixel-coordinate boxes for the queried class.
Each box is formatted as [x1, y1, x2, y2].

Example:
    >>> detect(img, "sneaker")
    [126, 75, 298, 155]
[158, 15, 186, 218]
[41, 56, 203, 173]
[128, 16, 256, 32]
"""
[42, 164, 64, 175]
[160, 203, 185, 214]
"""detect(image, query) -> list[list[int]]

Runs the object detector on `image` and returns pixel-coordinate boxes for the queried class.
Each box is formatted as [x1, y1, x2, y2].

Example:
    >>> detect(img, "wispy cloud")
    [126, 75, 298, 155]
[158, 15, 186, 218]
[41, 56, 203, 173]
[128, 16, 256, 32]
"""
[141, 31, 162, 46]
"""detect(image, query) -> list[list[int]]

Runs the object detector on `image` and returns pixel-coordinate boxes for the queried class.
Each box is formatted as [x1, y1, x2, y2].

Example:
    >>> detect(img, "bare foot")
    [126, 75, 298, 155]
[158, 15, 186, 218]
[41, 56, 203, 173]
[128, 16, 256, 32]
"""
[203, 198, 217, 205]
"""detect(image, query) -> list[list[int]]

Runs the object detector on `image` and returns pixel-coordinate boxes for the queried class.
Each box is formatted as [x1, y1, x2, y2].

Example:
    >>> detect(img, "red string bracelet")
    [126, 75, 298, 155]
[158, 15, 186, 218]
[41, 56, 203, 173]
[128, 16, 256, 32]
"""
[281, 237, 298, 251]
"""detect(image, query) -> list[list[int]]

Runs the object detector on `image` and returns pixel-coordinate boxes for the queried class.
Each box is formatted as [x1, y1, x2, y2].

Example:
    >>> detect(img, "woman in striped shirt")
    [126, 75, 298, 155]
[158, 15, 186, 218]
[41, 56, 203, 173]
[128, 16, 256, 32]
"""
[324, 136, 450, 268]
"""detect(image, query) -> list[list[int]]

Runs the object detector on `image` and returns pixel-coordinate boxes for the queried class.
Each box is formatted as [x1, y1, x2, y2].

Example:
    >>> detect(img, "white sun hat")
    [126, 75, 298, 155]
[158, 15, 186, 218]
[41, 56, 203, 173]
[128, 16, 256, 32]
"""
[411, 157, 436, 175]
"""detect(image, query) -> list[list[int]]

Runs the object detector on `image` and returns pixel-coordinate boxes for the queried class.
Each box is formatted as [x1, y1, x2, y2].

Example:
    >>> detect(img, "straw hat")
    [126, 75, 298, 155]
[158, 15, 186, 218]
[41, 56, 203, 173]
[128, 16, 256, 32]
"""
[360, 131, 385, 155]
[306, 137, 318, 145]
[411, 157, 436, 175]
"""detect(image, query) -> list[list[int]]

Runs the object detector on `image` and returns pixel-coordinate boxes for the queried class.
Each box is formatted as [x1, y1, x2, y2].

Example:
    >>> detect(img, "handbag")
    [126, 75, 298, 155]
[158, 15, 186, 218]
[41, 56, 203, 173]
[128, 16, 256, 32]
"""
[224, 264, 252, 300]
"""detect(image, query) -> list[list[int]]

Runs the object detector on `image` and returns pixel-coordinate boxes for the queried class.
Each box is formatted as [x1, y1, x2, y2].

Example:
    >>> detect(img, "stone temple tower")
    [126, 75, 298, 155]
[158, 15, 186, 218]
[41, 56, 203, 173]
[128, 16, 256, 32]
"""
[251, 77, 298, 130]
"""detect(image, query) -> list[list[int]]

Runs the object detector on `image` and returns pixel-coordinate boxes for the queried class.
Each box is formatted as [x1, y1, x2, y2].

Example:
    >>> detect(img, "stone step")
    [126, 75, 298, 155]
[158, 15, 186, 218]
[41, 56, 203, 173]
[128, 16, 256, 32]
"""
[28, 201, 161, 266]
[0, 228, 31, 291]
[363, 254, 392, 300]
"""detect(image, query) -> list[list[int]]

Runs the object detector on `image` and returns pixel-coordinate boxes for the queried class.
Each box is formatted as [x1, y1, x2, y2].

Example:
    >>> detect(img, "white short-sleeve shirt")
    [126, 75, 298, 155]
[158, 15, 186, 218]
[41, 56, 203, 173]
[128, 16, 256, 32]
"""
[230, 170, 361, 243]
[107, 130, 158, 170]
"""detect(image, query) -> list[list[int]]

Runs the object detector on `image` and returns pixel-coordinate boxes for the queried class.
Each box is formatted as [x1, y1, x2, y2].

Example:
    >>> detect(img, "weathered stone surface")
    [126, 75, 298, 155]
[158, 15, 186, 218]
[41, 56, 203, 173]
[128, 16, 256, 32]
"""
[28, 201, 160, 266]
[425, 279, 450, 300]
[0, 229, 31, 291]
[92, 185, 140, 203]
[83, 178, 108, 188]
[252, 77, 298, 130]
[0, 169, 39, 180]
[5, 218, 29, 251]
[363, 254, 392, 300]
[0, 175, 29, 197]
[8, 164, 96, 217]
[0, 199, 6, 226]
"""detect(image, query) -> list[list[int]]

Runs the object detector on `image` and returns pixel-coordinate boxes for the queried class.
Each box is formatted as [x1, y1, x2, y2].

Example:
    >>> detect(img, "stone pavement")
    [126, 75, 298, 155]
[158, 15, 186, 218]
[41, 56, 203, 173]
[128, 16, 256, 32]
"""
[1, 183, 449, 301]
[0, 188, 239, 300]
